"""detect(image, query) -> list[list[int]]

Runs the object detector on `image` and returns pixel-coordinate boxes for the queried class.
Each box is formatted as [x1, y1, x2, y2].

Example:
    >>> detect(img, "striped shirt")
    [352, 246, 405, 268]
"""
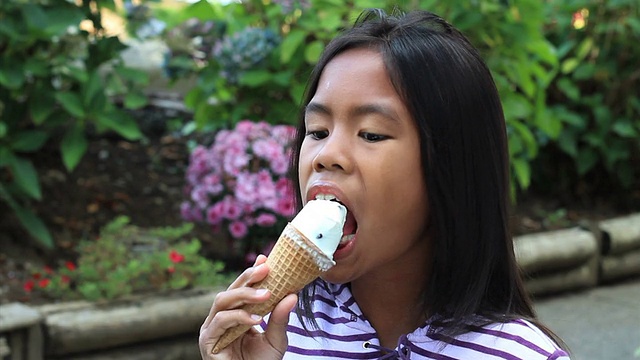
[263, 280, 570, 359]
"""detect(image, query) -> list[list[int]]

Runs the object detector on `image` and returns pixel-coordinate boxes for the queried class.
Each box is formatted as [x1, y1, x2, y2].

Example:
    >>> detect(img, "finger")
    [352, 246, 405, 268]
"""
[203, 286, 271, 328]
[200, 309, 263, 355]
[227, 261, 270, 290]
[264, 293, 297, 352]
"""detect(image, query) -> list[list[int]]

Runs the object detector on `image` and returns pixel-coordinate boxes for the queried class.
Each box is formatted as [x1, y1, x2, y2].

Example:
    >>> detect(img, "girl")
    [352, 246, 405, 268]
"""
[199, 9, 570, 359]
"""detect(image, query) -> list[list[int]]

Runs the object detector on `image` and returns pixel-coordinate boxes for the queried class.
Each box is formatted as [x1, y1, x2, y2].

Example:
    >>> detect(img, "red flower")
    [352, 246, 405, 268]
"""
[61, 276, 71, 284]
[167, 266, 176, 274]
[38, 279, 50, 288]
[32, 272, 42, 280]
[169, 250, 185, 264]
[24, 280, 35, 292]
[65, 261, 76, 271]
[44, 266, 53, 274]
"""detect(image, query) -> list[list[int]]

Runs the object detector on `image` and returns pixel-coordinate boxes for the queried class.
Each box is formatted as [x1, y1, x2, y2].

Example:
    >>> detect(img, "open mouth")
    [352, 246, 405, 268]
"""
[338, 211, 357, 249]
[314, 194, 358, 249]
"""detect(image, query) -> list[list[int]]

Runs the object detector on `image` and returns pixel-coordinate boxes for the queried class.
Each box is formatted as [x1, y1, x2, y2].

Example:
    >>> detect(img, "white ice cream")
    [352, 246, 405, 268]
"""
[291, 200, 347, 260]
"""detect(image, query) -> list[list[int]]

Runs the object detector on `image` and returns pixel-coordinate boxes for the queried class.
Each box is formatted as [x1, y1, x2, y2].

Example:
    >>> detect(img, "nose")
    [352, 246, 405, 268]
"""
[312, 133, 353, 173]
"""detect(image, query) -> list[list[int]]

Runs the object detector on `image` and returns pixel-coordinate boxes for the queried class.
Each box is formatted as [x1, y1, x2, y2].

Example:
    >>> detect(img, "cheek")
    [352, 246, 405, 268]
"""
[297, 142, 314, 194]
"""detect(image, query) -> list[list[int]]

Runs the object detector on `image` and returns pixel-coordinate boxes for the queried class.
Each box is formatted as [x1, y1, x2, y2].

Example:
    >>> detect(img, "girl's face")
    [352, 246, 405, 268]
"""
[298, 48, 431, 284]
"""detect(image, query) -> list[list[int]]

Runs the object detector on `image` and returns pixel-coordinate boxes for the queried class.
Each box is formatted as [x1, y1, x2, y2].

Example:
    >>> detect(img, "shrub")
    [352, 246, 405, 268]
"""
[22, 216, 228, 302]
[181, 120, 296, 262]
[532, 0, 640, 196]
[0, 0, 150, 249]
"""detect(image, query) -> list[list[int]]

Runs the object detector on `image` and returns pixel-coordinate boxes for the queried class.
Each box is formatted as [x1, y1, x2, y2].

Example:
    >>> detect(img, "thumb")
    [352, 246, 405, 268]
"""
[264, 293, 297, 352]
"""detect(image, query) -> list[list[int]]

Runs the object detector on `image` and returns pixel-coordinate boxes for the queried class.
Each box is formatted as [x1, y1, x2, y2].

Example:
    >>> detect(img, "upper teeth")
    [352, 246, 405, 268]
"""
[315, 194, 338, 201]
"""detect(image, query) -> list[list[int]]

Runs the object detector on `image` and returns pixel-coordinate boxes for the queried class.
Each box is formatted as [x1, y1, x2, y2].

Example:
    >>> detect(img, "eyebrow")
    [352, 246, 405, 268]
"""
[305, 102, 400, 123]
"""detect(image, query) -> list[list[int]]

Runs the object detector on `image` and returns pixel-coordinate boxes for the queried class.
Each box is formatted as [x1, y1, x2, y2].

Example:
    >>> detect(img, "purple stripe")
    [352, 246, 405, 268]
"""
[288, 324, 376, 342]
[429, 332, 522, 360]
[468, 324, 552, 357]
[410, 345, 460, 360]
[313, 293, 338, 307]
[312, 311, 354, 325]
[287, 345, 380, 358]
[549, 349, 570, 359]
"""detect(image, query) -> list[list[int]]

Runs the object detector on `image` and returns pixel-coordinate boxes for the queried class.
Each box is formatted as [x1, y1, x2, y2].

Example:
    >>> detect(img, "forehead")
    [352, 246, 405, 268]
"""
[313, 48, 399, 99]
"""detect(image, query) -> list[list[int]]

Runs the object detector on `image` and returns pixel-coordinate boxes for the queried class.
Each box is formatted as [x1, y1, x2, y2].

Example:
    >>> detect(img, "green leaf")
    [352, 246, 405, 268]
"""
[280, 29, 306, 63]
[561, 58, 579, 74]
[95, 112, 143, 140]
[557, 78, 580, 100]
[9, 157, 41, 200]
[557, 130, 578, 157]
[0, 59, 25, 89]
[612, 120, 638, 138]
[115, 66, 150, 85]
[573, 63, 595, 80]
[502, 94, 532, 119]
[55, 92, 86, 118]
[10, 130, 48, 152]
[124, 92, 147, 110]
[576, 148, 599, 175]
[289, 83, 306, 106]
[238, 70, 272, 87]
[304, 40, 324, 64]
[30, 89, 56, 125]
[575, 38, 593, 61]
[13, 205, 54, 249]
[83, 71, 104, 108]
[44, 6, 85, 36]
[60, 125, 88, 171]
[512, 157, 531, 189]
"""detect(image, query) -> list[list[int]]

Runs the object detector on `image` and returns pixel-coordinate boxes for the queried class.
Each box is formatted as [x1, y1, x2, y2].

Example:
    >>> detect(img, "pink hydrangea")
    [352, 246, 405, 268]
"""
[181, 120, 296, 255]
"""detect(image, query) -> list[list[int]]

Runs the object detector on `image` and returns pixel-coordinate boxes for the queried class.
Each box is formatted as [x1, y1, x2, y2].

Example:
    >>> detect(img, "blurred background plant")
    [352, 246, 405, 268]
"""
[21, 216, 228, 302]
[0, 0, 153, 250]
[180, 120, 296, 265]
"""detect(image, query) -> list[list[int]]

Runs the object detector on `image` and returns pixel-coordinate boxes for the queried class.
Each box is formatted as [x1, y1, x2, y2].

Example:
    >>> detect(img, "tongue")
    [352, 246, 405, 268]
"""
[342, 212, 357, 235]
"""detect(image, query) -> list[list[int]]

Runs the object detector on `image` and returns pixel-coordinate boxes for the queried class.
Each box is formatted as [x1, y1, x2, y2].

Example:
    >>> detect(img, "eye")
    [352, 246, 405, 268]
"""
[360, 132, 389, 142]
[306, 130, 329, 140]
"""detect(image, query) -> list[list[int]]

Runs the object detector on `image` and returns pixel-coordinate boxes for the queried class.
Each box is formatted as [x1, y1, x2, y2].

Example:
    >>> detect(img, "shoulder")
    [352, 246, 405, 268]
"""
[417, 318, 570, 360]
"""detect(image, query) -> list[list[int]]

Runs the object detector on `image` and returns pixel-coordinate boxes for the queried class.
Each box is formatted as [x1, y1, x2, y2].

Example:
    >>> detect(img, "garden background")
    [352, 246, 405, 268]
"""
[0, 0, 638, 306]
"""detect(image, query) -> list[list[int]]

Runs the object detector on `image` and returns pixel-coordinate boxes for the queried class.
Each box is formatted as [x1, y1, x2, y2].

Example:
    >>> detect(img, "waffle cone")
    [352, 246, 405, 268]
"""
[212, 222, 335, 353]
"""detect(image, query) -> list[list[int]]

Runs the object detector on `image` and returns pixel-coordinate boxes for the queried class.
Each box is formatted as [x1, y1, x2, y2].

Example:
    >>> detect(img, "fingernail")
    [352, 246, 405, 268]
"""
[251, 314, 262, 321]
[256, 288, 269, 296]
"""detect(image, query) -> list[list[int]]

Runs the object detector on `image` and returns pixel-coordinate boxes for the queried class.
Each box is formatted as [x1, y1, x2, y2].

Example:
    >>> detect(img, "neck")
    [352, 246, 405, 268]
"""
[350, 243, 432, 348]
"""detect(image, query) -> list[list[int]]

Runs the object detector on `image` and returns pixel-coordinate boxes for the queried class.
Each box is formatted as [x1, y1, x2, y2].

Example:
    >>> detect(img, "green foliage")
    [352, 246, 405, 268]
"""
[536, 0, 640, 193]
[23, 216, 229, 302]
[164, 0, 636, 195]
[0, 0, 150, 249]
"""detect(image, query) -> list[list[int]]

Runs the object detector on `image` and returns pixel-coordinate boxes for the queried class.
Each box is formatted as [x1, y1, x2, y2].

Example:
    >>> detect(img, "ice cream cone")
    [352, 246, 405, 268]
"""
[212, 222, 335, 353]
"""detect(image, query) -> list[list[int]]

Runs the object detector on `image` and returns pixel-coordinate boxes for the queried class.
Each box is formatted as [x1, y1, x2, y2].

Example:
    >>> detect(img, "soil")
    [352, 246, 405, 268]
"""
[1, 105, 638, 305]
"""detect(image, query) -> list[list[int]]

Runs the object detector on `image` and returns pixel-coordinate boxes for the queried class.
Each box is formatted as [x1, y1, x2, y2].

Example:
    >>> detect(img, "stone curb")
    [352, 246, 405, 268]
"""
[1, 213, 638, 359]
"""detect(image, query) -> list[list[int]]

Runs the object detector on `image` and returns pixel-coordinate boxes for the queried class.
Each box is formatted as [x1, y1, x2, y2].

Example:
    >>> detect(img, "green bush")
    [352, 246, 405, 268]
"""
[0, 0, 151, 249]
[534, 0, 640, 195]
[22, 216, 229, 302]
[162, 0, 557, 194]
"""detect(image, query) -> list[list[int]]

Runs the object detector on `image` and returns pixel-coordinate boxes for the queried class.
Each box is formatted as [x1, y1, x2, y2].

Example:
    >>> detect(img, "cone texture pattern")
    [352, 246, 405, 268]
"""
[212, 223, 334, 353]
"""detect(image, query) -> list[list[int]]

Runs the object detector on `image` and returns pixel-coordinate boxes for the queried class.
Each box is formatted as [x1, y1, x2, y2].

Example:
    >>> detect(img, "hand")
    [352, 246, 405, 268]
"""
[199, 254, 298, 360]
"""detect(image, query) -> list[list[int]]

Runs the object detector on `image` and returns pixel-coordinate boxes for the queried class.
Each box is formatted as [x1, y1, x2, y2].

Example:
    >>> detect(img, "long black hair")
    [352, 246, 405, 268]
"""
[290, 8, 566, 348]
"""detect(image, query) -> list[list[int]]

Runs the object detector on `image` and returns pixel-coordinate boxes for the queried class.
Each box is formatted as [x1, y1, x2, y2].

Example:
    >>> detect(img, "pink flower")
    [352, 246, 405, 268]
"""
[222, 196, 243, 220]
[229, 221, 248, 239]
[256, 213, 277, 227]
[206, 202, 225, 225]
[276, 196, 295, 217]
